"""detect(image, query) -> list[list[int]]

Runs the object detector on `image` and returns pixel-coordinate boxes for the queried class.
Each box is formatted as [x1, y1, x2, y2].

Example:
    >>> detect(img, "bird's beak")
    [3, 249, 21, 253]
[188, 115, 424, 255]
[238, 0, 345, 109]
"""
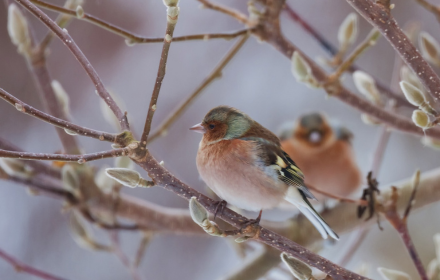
[189, 123, 206, 134]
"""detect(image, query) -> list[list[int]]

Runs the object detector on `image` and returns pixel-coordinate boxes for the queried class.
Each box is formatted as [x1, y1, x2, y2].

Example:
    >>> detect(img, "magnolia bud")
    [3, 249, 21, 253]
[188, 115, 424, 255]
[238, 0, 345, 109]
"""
[163, 0, 179, 7]
[400, 66, 422, 90]
[281, 253, 313, 280]
[7, 4, 31, 57]
[189, 197, 208, 225]
[76, 5, 85, 18]
[378, 267, 411, 280]
[167, 7, 180, 23]
[64, 0, 84, 10]
[105, 168, 153, 188]
[291, 52, 319, 88]
[353, 71, 381, 105]
[419, 32, 440, 67]
[0, 158, 32, 178]
[400, 81, 425, 106]
[51, 80, 71, 118]
[338, 13, 358, 49]
[412, 110, 430, 129]
[62, 165, 80, 196]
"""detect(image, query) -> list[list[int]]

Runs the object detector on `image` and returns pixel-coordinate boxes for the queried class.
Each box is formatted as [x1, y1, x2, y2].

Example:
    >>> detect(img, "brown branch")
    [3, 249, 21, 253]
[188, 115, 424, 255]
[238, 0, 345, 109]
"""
[139, 4, 179, 146]
[0, 88, 121, 145]
[148, 33, 250, 144]
[17, 0, 130, 131]
[132, 150, 369, 280]
[383, 186, 428, 280]
[413, 0, 440, 22]
[283, 3, 411, 108]
[0, 147, 129, 164]
[0, 248, 67, 280]
[0, 138, 61, 178]
[347, 0, 440, 106]
[31, 0, 249, 44]
[108, 231, 143, 280]
[198, 0, 249, 25]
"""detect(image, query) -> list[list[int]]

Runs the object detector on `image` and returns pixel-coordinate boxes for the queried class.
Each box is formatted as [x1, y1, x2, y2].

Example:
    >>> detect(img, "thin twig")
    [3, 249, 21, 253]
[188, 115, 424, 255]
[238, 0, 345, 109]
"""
[306, 184, 368, 206]
[0, 148, 129, 164]
[383, 186, 428, 280]
[283, 3, 411, 108]
[148, 33, 250, 143]
[198, 0, 249, 24]
[347, 0, 440, 106]
[0, 248, 67, 280]
[139, 4, 179, 146]
[109, 231, 142, 280]
[330, 29, 380, 80]
[134, 232, 153, 268]
[32, 0, 249, 44]
[17, 0, 130, 131]
[0, 88, 119, 144]
[79, 208, 139, 231]
[412, 0, 440, 23]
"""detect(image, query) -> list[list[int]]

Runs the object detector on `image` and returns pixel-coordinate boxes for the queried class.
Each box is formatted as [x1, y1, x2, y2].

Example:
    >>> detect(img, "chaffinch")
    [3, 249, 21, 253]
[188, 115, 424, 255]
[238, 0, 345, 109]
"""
[190, 106, 338, 240]
[279, 113, 362, 198]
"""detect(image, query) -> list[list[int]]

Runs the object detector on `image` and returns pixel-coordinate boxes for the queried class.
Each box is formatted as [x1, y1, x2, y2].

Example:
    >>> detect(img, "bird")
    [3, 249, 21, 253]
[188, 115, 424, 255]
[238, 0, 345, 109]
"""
[279, 113, 362, 198]
[190, 106, 339, 240]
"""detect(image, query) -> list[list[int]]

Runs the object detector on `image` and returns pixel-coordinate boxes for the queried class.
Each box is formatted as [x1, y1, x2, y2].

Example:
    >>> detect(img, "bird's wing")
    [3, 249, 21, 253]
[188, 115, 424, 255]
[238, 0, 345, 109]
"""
[239, 137, 316, 200]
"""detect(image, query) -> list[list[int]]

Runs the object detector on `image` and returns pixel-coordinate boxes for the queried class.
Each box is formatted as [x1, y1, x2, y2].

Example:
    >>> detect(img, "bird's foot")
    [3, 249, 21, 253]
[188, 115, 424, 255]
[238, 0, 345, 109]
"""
[239, 210, 262, 230]
[213, 200, 227, 221]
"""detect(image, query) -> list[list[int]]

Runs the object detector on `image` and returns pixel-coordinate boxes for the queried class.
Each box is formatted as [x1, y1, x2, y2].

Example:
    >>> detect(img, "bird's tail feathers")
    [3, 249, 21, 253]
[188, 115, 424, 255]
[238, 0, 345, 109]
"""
[285, 188, 339, 240]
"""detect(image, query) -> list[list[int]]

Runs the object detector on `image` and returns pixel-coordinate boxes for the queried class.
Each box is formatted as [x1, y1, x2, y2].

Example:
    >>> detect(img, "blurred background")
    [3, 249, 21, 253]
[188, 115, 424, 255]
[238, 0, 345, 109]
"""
[0, 0, 440, 279]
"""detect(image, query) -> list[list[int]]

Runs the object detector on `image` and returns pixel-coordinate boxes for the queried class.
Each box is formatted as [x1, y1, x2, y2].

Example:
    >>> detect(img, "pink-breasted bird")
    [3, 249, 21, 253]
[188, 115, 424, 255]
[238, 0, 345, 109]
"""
[279, 113, 362, 198]
[190, 106, 339, 240]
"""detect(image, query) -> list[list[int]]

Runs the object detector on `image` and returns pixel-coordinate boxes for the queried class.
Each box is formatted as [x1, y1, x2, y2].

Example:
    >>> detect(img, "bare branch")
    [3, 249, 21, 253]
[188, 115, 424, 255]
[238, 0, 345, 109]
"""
[139, 4, 179, 146]
[412, 0, 440, 23]
[31, 0, 249, 44]
[347, 0, 440, 106]
[0, 88, 120, 144]
[0, 147, 129, 164]
[198, 0, 249, 24]
[108, 231, 143, 280]
[0, 248, 67, 280]
[17, 0, 130, 131]
[283, 3, 411, 107]
[148, 33, 250, 143]
[306, 184, 368, 206]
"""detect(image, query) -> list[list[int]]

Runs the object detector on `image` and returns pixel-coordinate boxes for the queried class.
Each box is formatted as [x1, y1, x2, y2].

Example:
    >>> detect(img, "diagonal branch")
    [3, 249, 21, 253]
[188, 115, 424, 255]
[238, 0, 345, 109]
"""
[0, 147, 129, 164]
[347, 0, 440, 106]
[148, 33, 250, 144]
[412, 0, 440, 23]
[283, 3, 410, 108]
[31, 0, 249, 44]
[139, 4, 179, 146]
[0, 248, 67, 280]
[0, 88, 121, 144]
[16, 0, 130, 131]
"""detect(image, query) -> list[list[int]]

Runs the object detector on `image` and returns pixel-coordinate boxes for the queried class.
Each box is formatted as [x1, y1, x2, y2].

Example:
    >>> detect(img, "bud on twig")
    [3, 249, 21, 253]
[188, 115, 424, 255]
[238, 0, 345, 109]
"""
[291, 52, 319, 88]
[0, 158, 32, 179]
[70, 211, 113, 251]
[400, 81, 437, 116]
[163, 0, 179, 7]
[400, 66, 422, 90]
[377, 267, 411, 280]
[189, 197, 224, 237]
[76, 5, 85, 19]
[353, 71, 382, 105]
[421, 137, 440, 150]
[51, 80, 72, 119]
[62, 165, 80, 197]
[105, 168, 153, 188]
[64, 0, 84, 10]
[7, 4, 32, 57]
[281, 253, 314, 280]
[338, 13, 358, 50]
[412, 110, 431, 129]
[419, 32, 440, 67]
[95, 166, 115, 193]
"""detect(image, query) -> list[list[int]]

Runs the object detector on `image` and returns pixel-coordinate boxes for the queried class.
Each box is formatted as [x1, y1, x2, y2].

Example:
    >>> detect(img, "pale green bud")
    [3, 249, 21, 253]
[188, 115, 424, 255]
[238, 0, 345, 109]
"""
[377, 267, 411, 280]
[338, 13, 358, 48]
[281, 253, 313, 280]
[420, 32, 440, 67]
[412, 110, 430, 128]
[189, 197, 208, 225]
[7, 4, 31, 57]
[353, 71, 381, 105]
[105, 168, 153, 188]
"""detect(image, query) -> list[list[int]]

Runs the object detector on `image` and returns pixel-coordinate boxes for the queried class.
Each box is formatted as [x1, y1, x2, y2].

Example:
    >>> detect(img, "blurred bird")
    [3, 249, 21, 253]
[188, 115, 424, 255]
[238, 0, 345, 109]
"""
[190, 106, 338, 240]
[279, 113, 362, 198]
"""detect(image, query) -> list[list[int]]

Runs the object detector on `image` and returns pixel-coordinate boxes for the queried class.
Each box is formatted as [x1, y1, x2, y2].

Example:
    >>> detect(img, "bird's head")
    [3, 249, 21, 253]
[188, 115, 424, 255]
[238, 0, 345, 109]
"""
[293, 113, 333, 147]
[190, 106, 252, 142]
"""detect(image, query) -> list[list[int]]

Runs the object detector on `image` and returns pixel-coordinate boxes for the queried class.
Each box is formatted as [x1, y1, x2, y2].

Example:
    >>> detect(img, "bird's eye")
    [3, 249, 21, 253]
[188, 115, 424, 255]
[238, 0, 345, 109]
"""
[208, 124, 215, 130]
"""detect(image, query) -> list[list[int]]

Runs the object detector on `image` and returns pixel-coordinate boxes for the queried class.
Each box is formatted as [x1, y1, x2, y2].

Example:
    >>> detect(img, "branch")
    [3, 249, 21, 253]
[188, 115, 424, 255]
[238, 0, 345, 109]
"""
[0, 248, 66, 280]
[306, 184, 368, 206]
[108, 232, 142, 280]
[0, 147, 129, 164]
[132, 150, 369, 280]
[16, 0, 130, 131]
[198, 0, 249, 24]
[148, 33, 250, 144]
[0, 88, 122, 145]
[31, 0, 249, 44]
[412, 0, 440, 23]
[139, 3, 179, 146]
[347, 0, 440, 106]
[283, 3, 411, 108]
